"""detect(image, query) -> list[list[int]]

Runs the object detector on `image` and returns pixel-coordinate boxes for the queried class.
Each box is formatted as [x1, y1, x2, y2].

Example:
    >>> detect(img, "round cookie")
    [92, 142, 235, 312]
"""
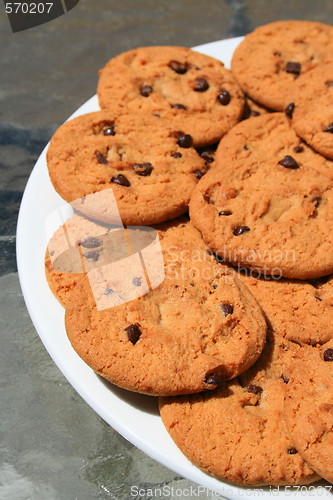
[65, 220, 267, 396]
[159, 333, 319, 486]
[215, 113, 333, 180]
[239, 273, 333, 345]
[284, 341, 333, 484]
[47, 110, 208, 226]
[190, 115, 333, 279]
[289, 63, 333, 159]
[97, 46, 245, 147]
[232, 21, 333, 111]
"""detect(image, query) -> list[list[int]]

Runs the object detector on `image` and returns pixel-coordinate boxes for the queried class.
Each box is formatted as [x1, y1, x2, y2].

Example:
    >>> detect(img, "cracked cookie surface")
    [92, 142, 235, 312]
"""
[97, 46, 244, 147]
[284, 341, 333, 484]
[47, 110, 207, 225]
[232, 21, 333, 111]
[159, 332, 319, 486]
[65, 220, 266, 395]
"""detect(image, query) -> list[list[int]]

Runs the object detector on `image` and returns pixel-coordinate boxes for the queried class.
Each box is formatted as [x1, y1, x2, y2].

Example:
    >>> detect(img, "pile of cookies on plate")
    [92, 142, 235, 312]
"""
[45, 21, 333, 487]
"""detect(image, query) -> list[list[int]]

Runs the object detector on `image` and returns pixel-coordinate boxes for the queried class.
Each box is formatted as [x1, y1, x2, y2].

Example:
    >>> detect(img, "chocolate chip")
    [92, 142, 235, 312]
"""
[132, 277, 142, 287]
[219, 210, 232, 216]
[205, 373, 225, 386]
[83, 251, 99, 262]
[323, 123, 333, 133]
[287, 448, 298, 455]
[323, 348, 333, 361]
[168, 60, 189, 74]
[80, 237, 102, 248]
[274, 51, 282, 57]
[285, 102, 295, 119]
[105, 287, 114, 296]
[311, 196, 322, 208]
[171, 103, 187, 110]
[96, 152, 108, 164]
[325, 80, 333, 87]
[193, 170, 206, 179]
[233, 226, 250, 236]
[282, 375, 289, 384]
[285, 62, 301, 76]
[50, 250, 55, 256]
[132, 162, 153, 176]
[172, 152, 182, 158]
[140, 85, 153, 97]
[278, 155, 299, 169]
[217, 90, 231, 105]
[293, 145, 304, 153]
[250, 111, 260, 117]
[194, 77, 209, 92]
[221, 302, 234, 317]
[103, 124, 115, 136]
[246, 384, 263, 395]
[111, 174, 131, 187]
[125, 324, 141, 345]
[177, 134, 193, 148]
[199, 150, 215, 163]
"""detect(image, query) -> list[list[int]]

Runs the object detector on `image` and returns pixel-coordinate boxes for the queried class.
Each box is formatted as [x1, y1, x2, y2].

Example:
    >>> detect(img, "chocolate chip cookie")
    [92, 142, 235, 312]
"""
[215, 113, 333, 180]
[47, 110, 208, 226]
[65, 220, 267, 395]
[97, 46, 245, 147]
[284, 341, 333, 484]
[159, 332, 319, 486]
[239, 272, 333, 345]
[190, 115, 333, 279]
[289, 62, 333, 159]
[232, 21, 333, 111]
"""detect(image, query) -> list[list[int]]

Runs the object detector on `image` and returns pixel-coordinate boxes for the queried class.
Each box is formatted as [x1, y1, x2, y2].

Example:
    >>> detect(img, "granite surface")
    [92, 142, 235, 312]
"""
[1, 1, 333, 499]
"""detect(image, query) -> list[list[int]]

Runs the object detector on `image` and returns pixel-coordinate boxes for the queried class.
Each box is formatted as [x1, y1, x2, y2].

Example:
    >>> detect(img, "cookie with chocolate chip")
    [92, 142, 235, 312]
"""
[284, 341, 333, 484]
[232, 21, 333, 111]
[159, 332, 319, 486]
[47, 110, 207, 225]
[288, 63, 333, 159]
[190, 114, 333, 279]
[239, 272, 333, 345]
[65, 220, 267, 395]
[97, 46, 245, 147]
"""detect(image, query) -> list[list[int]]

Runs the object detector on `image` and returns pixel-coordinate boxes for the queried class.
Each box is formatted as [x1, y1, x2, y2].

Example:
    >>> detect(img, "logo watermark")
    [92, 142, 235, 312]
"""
[4, 0, 79, 33]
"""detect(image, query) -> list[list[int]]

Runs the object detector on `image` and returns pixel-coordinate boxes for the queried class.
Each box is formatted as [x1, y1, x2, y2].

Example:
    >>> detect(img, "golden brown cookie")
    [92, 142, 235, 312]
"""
[190, 115, 333, 279]
[45, 214, 127, 307]
[232, 21, 333, 111]
[289, 62, 333, 159]
[65, 220, 267, 395]
[239, 273, 333, 345]
[215, 113, 333, 180]
[159, 332, 319, 486]
[47, 111, 208, 226]
[284, 341, 333, 484]
[97, 46, 245, 147]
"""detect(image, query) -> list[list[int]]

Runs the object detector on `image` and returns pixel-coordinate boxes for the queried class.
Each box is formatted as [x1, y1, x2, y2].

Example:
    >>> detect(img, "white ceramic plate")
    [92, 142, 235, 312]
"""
[17, 37, 331, 499]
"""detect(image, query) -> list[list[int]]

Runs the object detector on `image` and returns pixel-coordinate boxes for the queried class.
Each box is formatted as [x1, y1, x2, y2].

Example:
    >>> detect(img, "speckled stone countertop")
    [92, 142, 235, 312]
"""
[1, 1, 333, 499]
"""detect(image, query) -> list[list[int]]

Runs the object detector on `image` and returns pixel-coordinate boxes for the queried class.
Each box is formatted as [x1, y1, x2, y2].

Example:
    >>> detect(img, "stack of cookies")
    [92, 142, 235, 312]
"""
[45, 21, 333, 488]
